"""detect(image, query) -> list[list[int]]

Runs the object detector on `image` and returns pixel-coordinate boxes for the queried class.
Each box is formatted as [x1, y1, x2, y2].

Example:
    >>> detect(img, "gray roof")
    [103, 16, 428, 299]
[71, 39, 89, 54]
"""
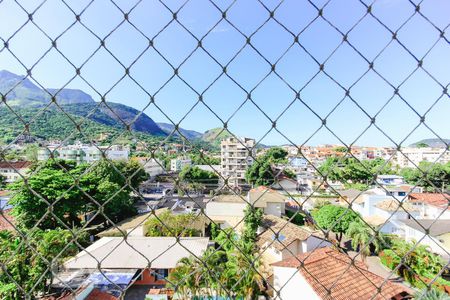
[64, 237, 209, 269]
[400, 219, 450, 237]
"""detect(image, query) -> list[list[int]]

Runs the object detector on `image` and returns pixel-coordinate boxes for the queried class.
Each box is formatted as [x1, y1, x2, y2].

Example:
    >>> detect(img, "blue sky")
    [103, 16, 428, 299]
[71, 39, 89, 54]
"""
[0, 0, 449, 146]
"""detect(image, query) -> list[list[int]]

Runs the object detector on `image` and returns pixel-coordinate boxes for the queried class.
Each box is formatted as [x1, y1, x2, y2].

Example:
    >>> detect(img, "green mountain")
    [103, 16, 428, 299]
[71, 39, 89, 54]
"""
[157, 122, 203, 140]
[0, 70, 166, 142]
[409, 138, 449, 148]
[201, 127, 233, 147]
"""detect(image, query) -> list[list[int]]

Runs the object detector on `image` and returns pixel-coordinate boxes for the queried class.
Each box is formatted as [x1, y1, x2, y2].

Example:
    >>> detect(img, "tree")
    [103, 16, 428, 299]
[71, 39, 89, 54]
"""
[416, 142, 430, 148]
[346, 221, 388, 262]
[0, 228, 87, 299]
[144, 211, 202, 237]
[245, 147, 289, 186]
[179, 165, 219, 186]
[400, 162, 449, 192]
[241, 205, 263, 249]
[311, 204, 360, 245]
[9, 159, 144, 229]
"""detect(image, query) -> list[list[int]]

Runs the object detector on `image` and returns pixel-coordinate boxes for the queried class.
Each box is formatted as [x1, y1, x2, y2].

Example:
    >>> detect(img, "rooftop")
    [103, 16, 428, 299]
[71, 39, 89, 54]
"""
[409, 193, 449, 209]
[376, 199, 418, 212]
[0, 161, 32, 169]
[0, 209, 15, 231]
[257, 215, 323, 252]
[64, 237, 209, 270]
[272, 247, 410, 300]
[399, 219, 450, 237]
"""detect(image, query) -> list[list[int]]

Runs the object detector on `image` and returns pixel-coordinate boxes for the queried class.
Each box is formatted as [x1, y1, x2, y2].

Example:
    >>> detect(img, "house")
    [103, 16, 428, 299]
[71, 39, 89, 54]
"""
[271, 176, 298, 194]
[272, 247, 411, 300]
[376, 175, 405, 186]
[350, 188, 420, 234]
[408, 193, 450, 219]
[56, 237, 209, 298]
[206, 188, 286, 230]
[400, 219, 450, 259]
[133, 157, 165, 177]
[0, 161, 31, 183]
[257, 215, 330, 267]
[248, 186, 286, 217]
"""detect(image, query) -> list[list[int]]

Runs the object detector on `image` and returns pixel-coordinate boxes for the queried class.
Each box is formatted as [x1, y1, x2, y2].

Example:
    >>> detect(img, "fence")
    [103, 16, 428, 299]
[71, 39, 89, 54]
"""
[0, 0, 449, 299]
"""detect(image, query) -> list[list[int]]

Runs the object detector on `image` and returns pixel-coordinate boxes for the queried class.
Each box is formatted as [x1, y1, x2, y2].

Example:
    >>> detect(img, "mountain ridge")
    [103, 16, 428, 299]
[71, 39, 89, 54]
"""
[0, 70, 166, 137]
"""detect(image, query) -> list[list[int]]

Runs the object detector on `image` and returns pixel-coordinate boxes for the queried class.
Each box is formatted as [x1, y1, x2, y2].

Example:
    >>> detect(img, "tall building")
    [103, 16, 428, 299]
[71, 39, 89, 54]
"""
[170, 158, 192, 172]
[394, 147, 450, 168]
[220, 137, 256, 188]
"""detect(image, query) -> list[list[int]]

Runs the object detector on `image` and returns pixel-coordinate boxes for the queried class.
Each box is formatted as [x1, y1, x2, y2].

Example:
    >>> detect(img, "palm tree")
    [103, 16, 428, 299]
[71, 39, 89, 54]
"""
[346, 221, 372, 262]
[415, 288, 450, 300]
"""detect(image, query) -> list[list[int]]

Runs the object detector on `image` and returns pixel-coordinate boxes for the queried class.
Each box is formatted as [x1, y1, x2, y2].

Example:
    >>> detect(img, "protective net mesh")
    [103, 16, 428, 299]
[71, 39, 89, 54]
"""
[0, 0, 449, 299]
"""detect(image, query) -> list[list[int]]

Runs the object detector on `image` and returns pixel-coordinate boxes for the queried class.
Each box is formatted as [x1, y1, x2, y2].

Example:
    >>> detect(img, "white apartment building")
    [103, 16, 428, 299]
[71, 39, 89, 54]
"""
[394, 147, 450, 168]
[220, 137, 255, 188]
[0, 161, 31, 183]
[38, 143, 129, 163]
[170, 158, 192, 172]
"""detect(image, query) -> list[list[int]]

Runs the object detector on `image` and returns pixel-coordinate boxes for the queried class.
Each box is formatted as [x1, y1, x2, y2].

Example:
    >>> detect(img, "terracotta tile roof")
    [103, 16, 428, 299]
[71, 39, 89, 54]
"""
[86, 289, 118, 300]
[0, 209, 15, 231]
[375, 199, 418, 212]
[409, 193, 449, 209]
[0, 161, 32, 169]
[257, 215, 323, 252]
[249, 186, 286, 205]
[272, 247, 410, 300]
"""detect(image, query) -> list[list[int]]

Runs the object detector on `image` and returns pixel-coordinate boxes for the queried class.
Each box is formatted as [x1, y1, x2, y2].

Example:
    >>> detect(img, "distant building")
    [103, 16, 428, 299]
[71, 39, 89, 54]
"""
[394, 147, 450, 168]
[170, 158, 192, 172]
[376, 174, 405, 186]
[38, 142, 129, 163]
[0, 161, 32, 183]
[220, 137, 255, 188]
[408, 193, 450, 220]
[272, 247, 411, 300]
[133, 157, 165, 177]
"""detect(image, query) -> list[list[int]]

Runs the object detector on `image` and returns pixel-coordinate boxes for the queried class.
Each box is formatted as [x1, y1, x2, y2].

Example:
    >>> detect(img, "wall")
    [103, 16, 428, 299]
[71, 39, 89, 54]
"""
[264, 202, 284, 217]
[404, 226, 450, 259]
[273, 266, 320, 300]
[134, 268, 167, 286]
[302, 236, 332, 253]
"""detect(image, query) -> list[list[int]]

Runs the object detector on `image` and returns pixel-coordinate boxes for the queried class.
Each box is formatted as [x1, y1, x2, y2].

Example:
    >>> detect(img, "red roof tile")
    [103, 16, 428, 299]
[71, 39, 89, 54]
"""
[409, 193, 449, 209]
[0, 161, 32, 169]
[272, 247, 410, 300]
[86, 289, 118, 300]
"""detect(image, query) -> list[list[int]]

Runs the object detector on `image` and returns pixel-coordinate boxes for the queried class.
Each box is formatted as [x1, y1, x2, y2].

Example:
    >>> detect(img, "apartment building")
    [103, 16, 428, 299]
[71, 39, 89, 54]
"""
[0, 161, 31, 183]
[394, 147, 450, 168]
[38, 142, 129, 163]
[170, 158, 192, 172]
[220, 137, 256, 188]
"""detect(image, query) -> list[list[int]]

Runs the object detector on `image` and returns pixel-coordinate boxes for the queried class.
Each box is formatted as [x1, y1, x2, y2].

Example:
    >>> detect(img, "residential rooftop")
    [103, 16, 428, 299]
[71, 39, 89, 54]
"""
[399, 219, 450, 237]
[272, 247, 410, 300]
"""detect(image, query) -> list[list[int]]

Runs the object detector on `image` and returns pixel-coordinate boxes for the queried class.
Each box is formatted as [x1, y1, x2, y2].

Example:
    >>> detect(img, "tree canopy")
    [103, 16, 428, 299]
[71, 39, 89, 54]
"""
[9, 159, 145, 229]
[144, 210, 203, 237]
[400, 161, 450, 192]
[245, 147, 289, 186]
[311, 204, 360, 244]
[0, 228, 87, 299]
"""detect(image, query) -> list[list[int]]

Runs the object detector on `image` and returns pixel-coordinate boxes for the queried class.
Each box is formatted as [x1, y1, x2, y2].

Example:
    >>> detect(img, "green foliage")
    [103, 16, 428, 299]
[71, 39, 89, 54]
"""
[240, 205, 263, 249]
[346, 221, 388, 261]
[245, 147, 288, 186]
[416, 142, 430, 148]
[189, 152, 220, 165]
[400, 162, 450, 192]
[9, 159, 144, 229]
[311, 204, 360, 244]
[144, 211, 202, 237]
[0, 228, 87, 299]
[286, 210, 305, 225]
[318, 157, 395, 184]
[379, 239, 448, 292]
[179, 165, 219, 185]
[415, 289, 450, 300]
[168, 206, 264, 299]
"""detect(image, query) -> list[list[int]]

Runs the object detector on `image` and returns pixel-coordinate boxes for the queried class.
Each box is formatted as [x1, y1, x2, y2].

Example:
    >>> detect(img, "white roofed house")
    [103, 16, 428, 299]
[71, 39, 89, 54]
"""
[54, 237, 209, 298]
[407, 193, 450, 220]
[0, 161, 31, 183]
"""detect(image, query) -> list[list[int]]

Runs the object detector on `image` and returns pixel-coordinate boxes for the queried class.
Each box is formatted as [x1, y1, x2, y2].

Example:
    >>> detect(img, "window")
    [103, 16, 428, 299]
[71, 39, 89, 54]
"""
[154, 269, 168, 280]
